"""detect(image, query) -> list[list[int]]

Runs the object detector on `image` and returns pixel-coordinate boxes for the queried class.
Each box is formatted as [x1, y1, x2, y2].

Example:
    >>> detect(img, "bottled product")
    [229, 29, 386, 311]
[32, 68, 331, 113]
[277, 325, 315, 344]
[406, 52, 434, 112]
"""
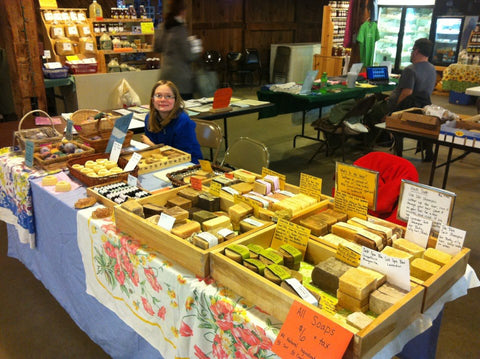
[89, 0, 103, 20]
[99, 33, 112, 50]
[321, 72, 328, 88]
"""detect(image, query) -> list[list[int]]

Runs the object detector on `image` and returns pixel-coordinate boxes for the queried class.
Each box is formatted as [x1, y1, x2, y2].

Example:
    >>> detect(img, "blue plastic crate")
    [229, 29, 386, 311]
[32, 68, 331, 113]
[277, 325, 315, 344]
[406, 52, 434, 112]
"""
[449, 90, 474, 105]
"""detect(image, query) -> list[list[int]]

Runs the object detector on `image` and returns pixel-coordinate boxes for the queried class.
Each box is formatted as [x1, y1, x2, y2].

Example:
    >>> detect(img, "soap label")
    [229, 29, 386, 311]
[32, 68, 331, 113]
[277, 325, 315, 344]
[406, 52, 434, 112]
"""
[436, 224, 465, 256]
[405, 215, 432, 248]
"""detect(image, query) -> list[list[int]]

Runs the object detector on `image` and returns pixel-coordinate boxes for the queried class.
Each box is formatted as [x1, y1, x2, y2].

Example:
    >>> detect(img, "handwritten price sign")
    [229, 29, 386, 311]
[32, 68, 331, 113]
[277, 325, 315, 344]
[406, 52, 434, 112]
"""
[272, 301, 352, 359]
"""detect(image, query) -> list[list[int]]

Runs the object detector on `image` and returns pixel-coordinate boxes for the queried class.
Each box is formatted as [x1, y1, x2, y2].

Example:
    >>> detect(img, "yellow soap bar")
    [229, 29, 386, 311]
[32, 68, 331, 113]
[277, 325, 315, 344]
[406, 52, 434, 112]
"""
[55, 180, 71, 192]
[337, 289, 369, 313]
[202, 215, 232, 232]
[339, 267, 377, 300]
[42, 175, 58, 186]
[331, 222, 359, 242]
[411, 258, 441, 281]
[423, 248, 452, 267]
[228, 204, 253, 224]
[171, 220, 201, 239]
[393, 238, 425, 259]
[382, 246, 414, 263]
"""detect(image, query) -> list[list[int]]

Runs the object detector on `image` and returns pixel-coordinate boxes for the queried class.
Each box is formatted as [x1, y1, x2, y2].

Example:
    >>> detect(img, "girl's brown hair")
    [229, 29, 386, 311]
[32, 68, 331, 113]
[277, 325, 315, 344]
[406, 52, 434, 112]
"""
[147, 80, 184, 133]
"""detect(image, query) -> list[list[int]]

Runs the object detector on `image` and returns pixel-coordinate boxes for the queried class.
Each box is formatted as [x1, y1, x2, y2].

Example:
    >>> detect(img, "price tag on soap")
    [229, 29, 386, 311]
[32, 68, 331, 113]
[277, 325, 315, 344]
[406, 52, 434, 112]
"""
[272, 301, 352, 359]
[405, 215, 432, 248]
[198, 159, 213, 173]
[190, 176, 203, 191]
[299, 173, 323, 201]
[436, 224, 465, 256]
[209, 181, 221, 196]
[318, 292, 337, 315]
[108, 141, 122, 163]
[124, 152, 142, 172]
[361, 247, 410, 292]
[336, 244, 361, 267]
[270, 218, 310, 259]
[157, 213, 176, 231]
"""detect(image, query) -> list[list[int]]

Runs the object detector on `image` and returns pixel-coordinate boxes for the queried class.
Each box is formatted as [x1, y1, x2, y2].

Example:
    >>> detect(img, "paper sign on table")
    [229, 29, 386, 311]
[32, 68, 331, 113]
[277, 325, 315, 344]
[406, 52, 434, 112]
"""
[336, 162, 379, 211]
[436, 224, 466, 256]
[198, 159, 213, 173]
[405, 215, 432, 248]
[25, 140, 34, 168]
[272, 301, 353, 359]
[299, 173, 323, 201]
[190, 176, 203, 191]
[334, 190, 368, 220]
[336, 243, 361, 267]
[106, 112, 133, 153]
[212, 88, 233, 110]
[109, 141, 122, 164]
[270, 218, 310, 259]
[209, 181, 221, 196]
[124, 152, 142, 172]
[157, 213, 176, 231]
[397, 180, 455, 234]
[361, 247, 410, 291]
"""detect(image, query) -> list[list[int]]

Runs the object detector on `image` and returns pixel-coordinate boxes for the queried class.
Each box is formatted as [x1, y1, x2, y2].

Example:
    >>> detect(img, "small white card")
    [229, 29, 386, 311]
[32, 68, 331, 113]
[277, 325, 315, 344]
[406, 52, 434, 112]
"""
[124, 152, 142, 172]
[405, 215, 432, 248]
[361, 247, 410, 292]
[157, 213, 176, 231]
[284, 278, 318, 306]
[108, 141, 122, 163]
[436, 224, 466, 256]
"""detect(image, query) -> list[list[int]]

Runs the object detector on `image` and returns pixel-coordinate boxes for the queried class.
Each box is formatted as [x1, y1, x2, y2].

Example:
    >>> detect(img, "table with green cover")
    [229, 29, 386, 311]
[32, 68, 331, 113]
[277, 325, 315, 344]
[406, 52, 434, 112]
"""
[257, 82, 396, 146]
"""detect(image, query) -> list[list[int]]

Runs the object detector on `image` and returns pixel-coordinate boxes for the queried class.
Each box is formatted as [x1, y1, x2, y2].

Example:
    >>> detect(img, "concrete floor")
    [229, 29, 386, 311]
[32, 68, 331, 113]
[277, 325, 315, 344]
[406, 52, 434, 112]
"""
[0, 87, 479, 358]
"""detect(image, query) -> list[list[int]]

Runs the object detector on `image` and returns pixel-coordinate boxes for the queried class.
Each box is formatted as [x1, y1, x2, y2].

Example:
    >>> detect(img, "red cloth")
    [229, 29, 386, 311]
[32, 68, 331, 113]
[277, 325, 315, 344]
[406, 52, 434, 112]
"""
[353, 152, 419, 225]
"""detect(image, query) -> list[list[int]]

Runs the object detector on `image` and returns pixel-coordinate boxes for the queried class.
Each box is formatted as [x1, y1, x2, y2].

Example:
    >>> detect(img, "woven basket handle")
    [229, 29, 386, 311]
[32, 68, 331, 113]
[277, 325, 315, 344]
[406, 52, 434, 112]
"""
[17, 109, 57, 140]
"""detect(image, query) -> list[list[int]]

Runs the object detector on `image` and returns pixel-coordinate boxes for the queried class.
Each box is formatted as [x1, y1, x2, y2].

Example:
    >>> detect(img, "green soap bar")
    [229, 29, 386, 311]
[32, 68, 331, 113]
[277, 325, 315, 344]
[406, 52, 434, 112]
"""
[226, 244, 250, 259]
[243, 258, 266, 275]
[266, 264, 291, 281]
[259, 248, 284, 265]
[247, 243, 264, 256]
[279, 244, 302, 262]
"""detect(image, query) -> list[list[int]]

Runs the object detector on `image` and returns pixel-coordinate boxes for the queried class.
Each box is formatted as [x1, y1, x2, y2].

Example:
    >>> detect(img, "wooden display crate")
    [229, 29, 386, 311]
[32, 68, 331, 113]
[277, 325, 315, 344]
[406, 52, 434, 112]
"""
[121, 145, 191, 174]
[210, 225, 425, 359]
[114, 186, 274, 277]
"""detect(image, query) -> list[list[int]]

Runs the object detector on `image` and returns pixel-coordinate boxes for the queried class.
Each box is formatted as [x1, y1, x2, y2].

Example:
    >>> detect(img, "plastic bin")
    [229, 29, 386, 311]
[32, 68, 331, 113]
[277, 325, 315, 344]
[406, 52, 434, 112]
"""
[449, 90, 474, 105]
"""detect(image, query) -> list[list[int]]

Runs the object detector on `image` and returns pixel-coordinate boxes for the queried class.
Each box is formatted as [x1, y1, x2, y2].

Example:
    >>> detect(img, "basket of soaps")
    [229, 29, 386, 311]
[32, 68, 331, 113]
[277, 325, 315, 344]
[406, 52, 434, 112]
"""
[67, 153, 139, 187]
[34, 140, 94, 170]
[71, 109, 132, 152]
[14, 110, 63, 150]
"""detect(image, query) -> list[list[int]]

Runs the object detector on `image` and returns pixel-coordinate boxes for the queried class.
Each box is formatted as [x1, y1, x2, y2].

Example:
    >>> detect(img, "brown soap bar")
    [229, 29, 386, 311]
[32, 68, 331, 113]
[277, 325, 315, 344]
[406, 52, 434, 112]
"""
[121, 199, 145, 218]
[311, 257, 352, 294]
[192, 210, 217, 224]
[171, 220, 201, 239]
[142, 203, 166, 218]
[166, 195, 192, 210]
[299, 214, 328, 236]
[369, 282, 408, 315]
[230, 182, 254, 194]
[163, 206, 189, 223]
[322, 208, 348, 222]
[197, 193, 220, 212]
[177, 187, 201, 206]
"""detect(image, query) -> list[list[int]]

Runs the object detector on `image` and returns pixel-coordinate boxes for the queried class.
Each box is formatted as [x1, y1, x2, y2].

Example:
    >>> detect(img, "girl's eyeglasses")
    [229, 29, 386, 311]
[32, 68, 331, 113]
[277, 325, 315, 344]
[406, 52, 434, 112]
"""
[153, 94, 175, 100]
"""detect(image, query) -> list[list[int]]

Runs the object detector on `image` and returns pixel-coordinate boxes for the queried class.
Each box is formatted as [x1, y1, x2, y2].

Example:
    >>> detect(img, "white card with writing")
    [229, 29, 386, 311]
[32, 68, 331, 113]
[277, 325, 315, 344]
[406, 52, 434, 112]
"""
[405, 215, 432, 248]
[436, 224, 466, 256]
[124, 152, 142, 172]
[361, 246, 410, 292]
[157, 213, 176, 231]
[108, 141, 122, 163]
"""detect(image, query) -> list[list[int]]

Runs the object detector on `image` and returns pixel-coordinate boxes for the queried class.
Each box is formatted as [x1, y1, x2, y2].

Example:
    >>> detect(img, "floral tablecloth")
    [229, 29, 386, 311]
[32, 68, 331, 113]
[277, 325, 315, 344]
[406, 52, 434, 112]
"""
[77, 206, 282, 358]
[0, 147, 44, 247]
[442, 63, 480, 93]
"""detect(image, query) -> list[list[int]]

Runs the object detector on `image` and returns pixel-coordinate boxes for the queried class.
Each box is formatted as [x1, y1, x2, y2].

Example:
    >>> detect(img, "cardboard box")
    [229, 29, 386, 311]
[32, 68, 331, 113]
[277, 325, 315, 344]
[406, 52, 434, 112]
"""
[210, 226, 425, 359]
[386, 108, 440, 137]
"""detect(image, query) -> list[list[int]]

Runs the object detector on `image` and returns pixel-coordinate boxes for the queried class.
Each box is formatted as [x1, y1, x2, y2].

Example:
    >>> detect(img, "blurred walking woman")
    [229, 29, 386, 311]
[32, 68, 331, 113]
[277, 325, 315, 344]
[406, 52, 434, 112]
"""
[154, 0, 199, 99]
[142, 80, 202, 163]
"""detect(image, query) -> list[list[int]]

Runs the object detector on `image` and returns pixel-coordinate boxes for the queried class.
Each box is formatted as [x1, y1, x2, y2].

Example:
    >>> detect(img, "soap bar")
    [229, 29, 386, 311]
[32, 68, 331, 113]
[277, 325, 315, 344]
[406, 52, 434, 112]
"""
[171, 220, 201, 239]
[356, 267, 386, 289]
[339, 267, 377, 300]
[214, 227, 236, 242]
[348, 217, 392, 244]
[381, 246, 414, 263]
[258, 248, 284, 265]
[233, 169, 257, 183]
[230, 182, 254, 194]
[164, 206, 189, 223]
[337, 289, 369, 313]
[228, 203, 253, 225]
[192, 231, 219, 249]
[55, 180, 71, 192]
[423, 248, 452, 267]
[42, 175, 58, 186]
[322, 208, 347, 222]
[393, 238, 425, 259]
[311, 257, 352, 294]
[264, 264, 291, 285]
[253, 179, 271, 195]
[331, 222, 360, 242]
[320, 233, 362, 253]
[354, 228, 384, 251]
[299, 215, 328, 236]
[369, 282, 408, 315]
[346, 312, 374, 330]
[192, 210, 217, 224]
[121, 199, 145, 218]
[197, 193, 220, 212]
[143, 203, 166, 218]
[239, 217, 269, 233]
[225, 244, 250, 263]
[411, 258, 440, 281]
[279, 244, 302, 270]
[177, 187, 201, 206]
[247, 243, 264, 259]
[166, 195, 192, 210]
[202, 215, 232, 232]
[243, 258, 266, 275]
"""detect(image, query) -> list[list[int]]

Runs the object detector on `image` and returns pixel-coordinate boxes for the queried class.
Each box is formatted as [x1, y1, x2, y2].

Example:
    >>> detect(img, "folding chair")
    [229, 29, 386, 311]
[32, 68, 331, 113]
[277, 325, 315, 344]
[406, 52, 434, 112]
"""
[193, 119, 223, 164]
[220, 137, 269, 174]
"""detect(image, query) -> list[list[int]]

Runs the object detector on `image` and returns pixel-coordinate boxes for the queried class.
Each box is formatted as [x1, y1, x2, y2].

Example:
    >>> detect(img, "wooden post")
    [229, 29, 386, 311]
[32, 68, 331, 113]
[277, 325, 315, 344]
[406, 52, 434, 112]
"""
[0, 1, 47, 118]
[320, 5, 334, 58]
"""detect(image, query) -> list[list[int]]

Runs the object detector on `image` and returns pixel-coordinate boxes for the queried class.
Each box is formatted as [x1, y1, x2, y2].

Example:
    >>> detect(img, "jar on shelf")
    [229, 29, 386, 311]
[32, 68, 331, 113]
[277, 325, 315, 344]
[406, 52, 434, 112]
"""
[139, 5, 147, 19]
[128, 5, 137, 19]
[99, 33, 113, 50]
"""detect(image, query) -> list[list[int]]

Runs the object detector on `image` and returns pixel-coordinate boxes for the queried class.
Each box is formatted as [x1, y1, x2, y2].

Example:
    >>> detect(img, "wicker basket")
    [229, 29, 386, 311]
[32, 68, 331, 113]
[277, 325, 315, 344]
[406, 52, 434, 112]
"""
[67, 153, 139, 187]
[79, 130, 134, 153]
[166, 164, 231, 187]
[71, 109, 116, 137]
[33, 140, 95, 170]
[14, 110, 63, 150]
